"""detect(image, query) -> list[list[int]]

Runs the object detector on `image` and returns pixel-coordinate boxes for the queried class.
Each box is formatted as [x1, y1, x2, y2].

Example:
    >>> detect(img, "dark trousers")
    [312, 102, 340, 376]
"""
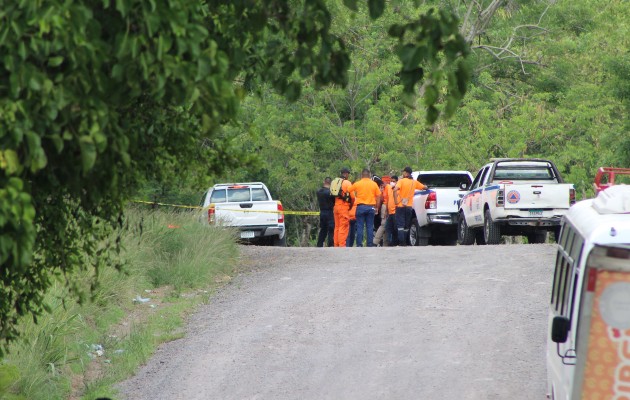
[317, 210, 335, 247]
[346, 220, 356, 247]
[386, 214, 398, 246]
[395, 207, 413, 246]
[356, 204, 375, 247]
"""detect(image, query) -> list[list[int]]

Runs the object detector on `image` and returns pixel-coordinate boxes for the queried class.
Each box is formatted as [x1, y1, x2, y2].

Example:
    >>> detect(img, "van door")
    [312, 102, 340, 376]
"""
[570, 245, 630, 399]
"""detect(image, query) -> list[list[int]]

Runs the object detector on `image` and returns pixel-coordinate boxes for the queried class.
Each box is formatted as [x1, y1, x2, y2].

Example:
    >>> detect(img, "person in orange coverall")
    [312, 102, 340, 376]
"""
[393, 166, 427, 246]
[333, 167, 353, 247]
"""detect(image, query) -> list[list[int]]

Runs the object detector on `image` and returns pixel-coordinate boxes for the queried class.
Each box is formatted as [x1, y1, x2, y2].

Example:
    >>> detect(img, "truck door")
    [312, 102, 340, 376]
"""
[470, 166, 490, 226]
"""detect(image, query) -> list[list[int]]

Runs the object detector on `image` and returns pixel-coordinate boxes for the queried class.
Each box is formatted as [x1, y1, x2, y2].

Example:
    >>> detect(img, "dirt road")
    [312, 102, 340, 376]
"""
[118, 244, 555, 400]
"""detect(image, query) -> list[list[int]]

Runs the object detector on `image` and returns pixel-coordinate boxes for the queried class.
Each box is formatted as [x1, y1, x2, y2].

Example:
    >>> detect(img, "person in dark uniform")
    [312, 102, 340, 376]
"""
[316, 177, 336, 247]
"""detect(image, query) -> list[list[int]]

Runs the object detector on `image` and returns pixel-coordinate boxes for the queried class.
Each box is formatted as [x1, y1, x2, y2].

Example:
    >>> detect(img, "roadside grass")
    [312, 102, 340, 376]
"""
[0, 208, 239, 400]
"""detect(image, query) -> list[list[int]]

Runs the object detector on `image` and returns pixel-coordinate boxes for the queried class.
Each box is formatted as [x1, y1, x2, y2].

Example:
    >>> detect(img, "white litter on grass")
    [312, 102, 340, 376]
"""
[87, 344, 104, 358]
[133, 295, 151, 304]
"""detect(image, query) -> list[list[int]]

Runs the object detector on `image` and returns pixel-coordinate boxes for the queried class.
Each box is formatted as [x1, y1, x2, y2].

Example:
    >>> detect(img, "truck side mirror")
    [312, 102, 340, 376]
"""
[459, 182, 468, 191]
[551, 316, 570, 343]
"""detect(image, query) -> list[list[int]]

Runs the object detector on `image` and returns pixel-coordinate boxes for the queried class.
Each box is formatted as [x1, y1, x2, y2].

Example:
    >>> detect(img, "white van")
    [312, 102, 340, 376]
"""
[547, 185, 630, 399]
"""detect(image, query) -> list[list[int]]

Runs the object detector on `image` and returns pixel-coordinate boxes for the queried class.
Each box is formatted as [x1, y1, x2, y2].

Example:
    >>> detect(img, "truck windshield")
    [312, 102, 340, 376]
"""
[418, 174, 472, 188]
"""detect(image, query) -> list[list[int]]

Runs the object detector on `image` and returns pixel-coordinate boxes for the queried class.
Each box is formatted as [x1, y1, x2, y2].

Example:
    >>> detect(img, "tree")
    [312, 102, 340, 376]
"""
[0, 0, 470, 352]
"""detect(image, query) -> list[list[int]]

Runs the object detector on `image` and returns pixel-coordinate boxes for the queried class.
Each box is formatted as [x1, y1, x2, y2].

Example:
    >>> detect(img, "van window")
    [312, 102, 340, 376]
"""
[210, 189, 227, 203]
[551, 221, 584, 319]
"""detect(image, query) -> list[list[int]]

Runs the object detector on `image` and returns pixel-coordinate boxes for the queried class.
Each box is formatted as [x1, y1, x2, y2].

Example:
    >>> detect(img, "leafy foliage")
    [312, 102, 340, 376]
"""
[218, 0, 629, 243]
[0, 0, 471, 352]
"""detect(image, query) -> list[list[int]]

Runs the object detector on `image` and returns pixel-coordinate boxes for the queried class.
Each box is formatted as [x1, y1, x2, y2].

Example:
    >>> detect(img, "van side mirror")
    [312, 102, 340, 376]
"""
[551, 316, 570, 343]
[459, 182, 469, 191]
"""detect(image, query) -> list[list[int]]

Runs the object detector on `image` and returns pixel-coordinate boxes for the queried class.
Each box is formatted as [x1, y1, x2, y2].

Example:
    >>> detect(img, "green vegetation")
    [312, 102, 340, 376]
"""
[1, 0, 628, 392]
[0, 0, 468, 351]
[0, 209, 238, 399]
[217, 0, 630, 245]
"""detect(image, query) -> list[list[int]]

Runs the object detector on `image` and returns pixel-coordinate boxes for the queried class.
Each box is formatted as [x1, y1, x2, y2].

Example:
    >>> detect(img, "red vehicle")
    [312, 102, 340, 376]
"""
[594, 167, 630, 193]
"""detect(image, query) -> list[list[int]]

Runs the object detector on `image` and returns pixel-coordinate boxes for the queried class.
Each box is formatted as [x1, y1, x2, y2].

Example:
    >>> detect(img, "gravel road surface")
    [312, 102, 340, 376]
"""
[117, 244, 555, 400]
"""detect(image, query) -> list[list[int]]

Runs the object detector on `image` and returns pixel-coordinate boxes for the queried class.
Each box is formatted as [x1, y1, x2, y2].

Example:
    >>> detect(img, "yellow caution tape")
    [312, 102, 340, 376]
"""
[220, 209, 320, 216]
[131, 200, 202, 210]
[130, 200, 320, 216]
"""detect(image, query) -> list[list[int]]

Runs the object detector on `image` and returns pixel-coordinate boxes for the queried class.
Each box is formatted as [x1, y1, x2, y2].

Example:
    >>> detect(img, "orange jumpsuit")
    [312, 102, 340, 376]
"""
[333, 179, 353, 247]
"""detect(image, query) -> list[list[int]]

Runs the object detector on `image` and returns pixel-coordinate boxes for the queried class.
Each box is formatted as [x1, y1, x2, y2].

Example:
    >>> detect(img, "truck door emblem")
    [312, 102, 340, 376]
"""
[507, 190, 520, 204]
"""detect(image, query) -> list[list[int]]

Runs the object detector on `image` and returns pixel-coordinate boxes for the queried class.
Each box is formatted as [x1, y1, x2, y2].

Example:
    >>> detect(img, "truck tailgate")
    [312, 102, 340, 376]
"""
[215, 201, 280, 226]
[430, 188, 464, 214]
[503, 183, 571, 209]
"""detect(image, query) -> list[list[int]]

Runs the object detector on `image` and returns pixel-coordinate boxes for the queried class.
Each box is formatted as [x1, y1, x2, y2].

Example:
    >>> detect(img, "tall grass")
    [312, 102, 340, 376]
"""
[0, 208, 239, 400]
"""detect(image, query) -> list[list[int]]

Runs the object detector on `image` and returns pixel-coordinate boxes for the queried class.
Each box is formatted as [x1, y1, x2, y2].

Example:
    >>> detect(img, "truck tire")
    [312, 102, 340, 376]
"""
[457, 213, 475, 245]
[484, 210, 501, 245]
[273, 234, 287, 247]
[527, 231, 547, 244]
[409, 218, 428, 246]
[474, 229, 486, 245]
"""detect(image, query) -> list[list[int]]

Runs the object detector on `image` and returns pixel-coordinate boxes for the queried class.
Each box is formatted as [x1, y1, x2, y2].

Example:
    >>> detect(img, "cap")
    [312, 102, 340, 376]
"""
[403, 166, 412, 174]
[372, 175, 383, 186]
[341, 167, 350, 174]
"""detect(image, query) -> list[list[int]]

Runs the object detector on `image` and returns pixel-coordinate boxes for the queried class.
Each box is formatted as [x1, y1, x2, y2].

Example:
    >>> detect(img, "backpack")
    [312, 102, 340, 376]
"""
[330, 178, 351, 202]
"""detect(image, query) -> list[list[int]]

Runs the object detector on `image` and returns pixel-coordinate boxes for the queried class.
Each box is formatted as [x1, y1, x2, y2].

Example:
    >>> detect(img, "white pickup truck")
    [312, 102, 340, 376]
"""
[457, 159, 575, 245]
[201, 182, 286, 246]
[409, 171, 473, 246]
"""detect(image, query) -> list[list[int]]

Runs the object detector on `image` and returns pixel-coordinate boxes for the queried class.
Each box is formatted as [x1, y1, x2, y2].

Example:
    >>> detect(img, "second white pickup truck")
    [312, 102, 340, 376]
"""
[410, 170, 473, 246]
[202, 182, 286, 246]
[458, 159, 575, 245]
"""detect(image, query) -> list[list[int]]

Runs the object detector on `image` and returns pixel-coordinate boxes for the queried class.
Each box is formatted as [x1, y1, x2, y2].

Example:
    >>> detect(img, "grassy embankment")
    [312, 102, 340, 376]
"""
[0, 208, 239, 400]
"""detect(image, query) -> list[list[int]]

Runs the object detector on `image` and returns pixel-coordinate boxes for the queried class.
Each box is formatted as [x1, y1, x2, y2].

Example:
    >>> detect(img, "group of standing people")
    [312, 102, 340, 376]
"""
[316, 166, 427, 247]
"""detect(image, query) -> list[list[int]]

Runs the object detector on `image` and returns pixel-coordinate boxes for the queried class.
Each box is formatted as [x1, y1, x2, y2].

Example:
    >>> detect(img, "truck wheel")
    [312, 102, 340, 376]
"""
[457, 213, 475, 245]
[409, 219, 428, 246]
[526, 231, 547, 244]
[474, 229, 486, 245]
[483, 210, 501, 245]
[273, 234, 287, 247]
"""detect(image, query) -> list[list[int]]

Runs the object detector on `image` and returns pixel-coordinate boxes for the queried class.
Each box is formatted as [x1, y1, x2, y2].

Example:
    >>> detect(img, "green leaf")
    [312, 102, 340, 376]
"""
[79, 136, 97, 172]
[424, 84, 438, 107]
[387, 24, 405, 39]
[368, 0, 385, 19]
[343, 0, 358, 12]
[48, 56, 64, 67]
[0, 150, 22, 175]
[285, 82, 301, 102]
[115, 0, 128, 16]
[426, 105, 439, 124]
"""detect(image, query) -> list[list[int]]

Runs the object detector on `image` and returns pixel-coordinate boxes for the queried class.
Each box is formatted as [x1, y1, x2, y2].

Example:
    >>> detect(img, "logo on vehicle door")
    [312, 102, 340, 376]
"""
[507, 190, 520, 204]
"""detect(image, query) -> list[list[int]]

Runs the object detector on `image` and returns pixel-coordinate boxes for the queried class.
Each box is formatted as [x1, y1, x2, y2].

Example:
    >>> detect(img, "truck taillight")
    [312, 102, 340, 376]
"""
[208, 206, 215, 224]
[569, 188, 576, 206]
[277, 202, 284, 223]
[425, 192, 437, 209]
[497, 189, 504, 207]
